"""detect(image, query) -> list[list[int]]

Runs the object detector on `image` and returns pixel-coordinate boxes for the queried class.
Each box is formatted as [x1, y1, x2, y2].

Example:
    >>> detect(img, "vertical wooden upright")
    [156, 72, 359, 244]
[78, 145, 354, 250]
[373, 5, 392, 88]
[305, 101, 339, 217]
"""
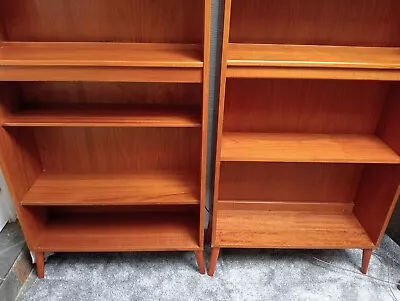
[210, 0, 400, 276]
[0, 0, 212, 278]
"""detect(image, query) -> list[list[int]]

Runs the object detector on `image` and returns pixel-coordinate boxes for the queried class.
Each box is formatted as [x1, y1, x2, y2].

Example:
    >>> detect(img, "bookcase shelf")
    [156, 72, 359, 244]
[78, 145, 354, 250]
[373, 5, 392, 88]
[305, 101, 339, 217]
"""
[0, 0, 211, 277]
[21, 172, 199, 206]
[227, 44, 400, 81]
[215, 210, 374, 249]
[3, 105, 201, 128]
[221, 132, 400, 164]
[0, 43, 204, 82]
[34, 211, 200, 252]
[209, 0, 400, 277]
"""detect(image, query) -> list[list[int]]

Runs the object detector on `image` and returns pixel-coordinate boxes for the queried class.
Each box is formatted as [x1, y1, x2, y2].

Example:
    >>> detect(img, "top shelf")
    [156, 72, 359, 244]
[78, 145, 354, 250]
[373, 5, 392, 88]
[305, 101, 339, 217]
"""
[0, 42, 204, 82]
[227, 44, 400, 81]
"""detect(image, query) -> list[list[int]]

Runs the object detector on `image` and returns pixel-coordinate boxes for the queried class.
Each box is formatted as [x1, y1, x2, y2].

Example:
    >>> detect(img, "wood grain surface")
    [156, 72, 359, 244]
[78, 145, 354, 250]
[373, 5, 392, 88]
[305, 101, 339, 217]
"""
[221, 132, 400, 164]
[3, 105, 201, 128]
[1, 0, 204, 43]
[229, 0, 400, 46]
[33, 212, 200, 252]
[215, 210, 374, 249]
[224, 79, 387, 133]
[219, 162, 362, 203]
[22, 172, 199, 206]
[228, 44, 400, 69]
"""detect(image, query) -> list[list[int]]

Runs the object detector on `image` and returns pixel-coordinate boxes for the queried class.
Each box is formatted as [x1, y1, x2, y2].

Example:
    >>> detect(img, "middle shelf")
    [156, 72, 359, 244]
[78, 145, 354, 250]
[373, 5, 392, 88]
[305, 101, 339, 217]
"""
[22, 172, 199, 206]
[221, 132, 400, 164]
[0, 42, 204, 82]
[2, 105, 201, 128]
[226, 44, 400, 81]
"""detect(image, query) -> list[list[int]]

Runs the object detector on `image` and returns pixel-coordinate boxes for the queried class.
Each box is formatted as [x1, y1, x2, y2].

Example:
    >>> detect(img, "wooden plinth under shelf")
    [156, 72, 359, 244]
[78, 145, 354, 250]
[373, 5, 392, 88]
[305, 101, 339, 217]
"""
[22, 172, 199, 206]
[215, 209, 374, 249]
[0, 42, 204, 82]
[226, 44, 400, 81]
[221, 132, 400, 164]
[2, 105, 201, 128]
[33, 212, 199, 252]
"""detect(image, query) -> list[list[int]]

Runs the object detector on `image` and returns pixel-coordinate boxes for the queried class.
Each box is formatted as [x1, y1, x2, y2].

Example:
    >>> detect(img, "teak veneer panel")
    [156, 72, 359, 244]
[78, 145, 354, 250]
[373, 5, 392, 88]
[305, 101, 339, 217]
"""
[0, 43, 203, 67]
[229, 0, 400, 46]
[0, 43, 203, 83]
[227, 44, 400, 80]
[221, 133, 400, 164]
[215, 210, 374, 249]
[219, 163, 362, 203]
[3, 105, 201, 128]
[224, 79, 387, 133]
[34, 212, 200, 252]
[1, 0, 204, 43]
[22, 172, 199, 206]
[228, 44, 400, 69]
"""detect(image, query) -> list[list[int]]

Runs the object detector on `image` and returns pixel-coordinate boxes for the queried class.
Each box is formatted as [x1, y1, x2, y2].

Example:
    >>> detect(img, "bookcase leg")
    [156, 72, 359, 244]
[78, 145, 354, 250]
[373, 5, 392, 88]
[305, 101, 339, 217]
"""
[361, 249, 373, 275]
[195, 251, 206, 274]
[208, 248, 220, 277]
[35, 252, 45, 279]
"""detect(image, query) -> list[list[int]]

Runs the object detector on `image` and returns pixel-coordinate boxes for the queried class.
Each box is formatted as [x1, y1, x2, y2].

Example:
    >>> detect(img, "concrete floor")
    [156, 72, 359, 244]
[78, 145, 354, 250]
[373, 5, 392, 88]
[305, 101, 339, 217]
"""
[18, 236, 400, 301]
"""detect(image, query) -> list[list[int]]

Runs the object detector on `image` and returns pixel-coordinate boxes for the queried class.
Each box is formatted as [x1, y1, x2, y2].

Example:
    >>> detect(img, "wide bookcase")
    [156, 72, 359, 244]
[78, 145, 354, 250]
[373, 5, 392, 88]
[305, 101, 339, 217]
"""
[209, 0, 400, 276]
[0, 0, 211, 278]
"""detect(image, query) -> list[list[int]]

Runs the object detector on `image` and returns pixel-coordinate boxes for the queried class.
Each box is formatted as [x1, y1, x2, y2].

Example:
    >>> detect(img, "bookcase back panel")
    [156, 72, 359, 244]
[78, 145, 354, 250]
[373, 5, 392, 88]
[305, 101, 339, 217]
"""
[18, 82, 202, 107]
[34, 128, 201, 173]
[224, 79, 388, 134]
[219, 162, 362, 203]
[230, 0, 400, 46]
[0, 0, 204, 43]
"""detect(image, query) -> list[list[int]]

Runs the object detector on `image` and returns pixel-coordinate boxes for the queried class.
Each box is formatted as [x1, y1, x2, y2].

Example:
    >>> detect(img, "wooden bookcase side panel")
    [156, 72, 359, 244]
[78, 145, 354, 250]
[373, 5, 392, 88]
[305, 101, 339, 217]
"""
[199, 0, 212, 246]
[354, 88, 400, 245]
[211, 0, 233, 247]
[0, 83, 45, 249]
[1, 0, 205, 44]
[229, 0, 400, 47]
[353, 164, 400, 246]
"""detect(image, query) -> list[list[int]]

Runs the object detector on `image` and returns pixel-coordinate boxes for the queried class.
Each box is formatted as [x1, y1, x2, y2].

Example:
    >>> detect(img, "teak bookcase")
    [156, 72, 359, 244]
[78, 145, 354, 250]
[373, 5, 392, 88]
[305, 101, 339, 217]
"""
[209, 0, 400, 276]
[0, 0, 211, 278]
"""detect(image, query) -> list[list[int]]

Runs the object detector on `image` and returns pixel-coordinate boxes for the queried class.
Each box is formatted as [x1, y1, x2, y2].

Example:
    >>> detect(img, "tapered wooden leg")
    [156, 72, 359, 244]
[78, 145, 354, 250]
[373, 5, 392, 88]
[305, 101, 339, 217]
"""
[361, 249, 373, 275]
[208, 248, 220, 277]
[195, 251, 206, 274]
[35, 252, 45, 279]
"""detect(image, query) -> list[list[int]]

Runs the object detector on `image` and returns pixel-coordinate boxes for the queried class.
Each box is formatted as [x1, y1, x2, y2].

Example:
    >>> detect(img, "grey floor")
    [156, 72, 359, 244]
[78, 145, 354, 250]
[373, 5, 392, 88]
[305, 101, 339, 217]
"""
[18, 236, 400, 301]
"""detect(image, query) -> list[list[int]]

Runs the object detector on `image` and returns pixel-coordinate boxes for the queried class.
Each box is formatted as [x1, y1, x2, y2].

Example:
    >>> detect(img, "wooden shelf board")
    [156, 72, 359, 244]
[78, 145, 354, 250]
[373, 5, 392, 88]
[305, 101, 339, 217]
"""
[3, 105, 201, 128]
[0, 42, 203, 82]
[221, 132, 400, 164]
[0, 42, 203, 68]
[215, 210, 374, 249]
[34, 212, 200, 252]
[22, 172, 199, 206]
[227, 44, 400, 80]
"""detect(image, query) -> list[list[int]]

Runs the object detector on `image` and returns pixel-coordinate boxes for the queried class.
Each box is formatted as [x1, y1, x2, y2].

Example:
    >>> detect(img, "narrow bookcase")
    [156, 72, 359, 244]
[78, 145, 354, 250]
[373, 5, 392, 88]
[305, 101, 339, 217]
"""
[0, 0, 211, 278]
[209, 0, 400, 276]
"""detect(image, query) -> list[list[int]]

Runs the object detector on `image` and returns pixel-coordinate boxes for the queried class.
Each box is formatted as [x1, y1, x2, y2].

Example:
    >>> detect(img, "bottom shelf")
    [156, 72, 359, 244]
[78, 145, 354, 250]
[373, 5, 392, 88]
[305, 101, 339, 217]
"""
[34, 211, 200, 252]
[215, 210, 374, 249]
